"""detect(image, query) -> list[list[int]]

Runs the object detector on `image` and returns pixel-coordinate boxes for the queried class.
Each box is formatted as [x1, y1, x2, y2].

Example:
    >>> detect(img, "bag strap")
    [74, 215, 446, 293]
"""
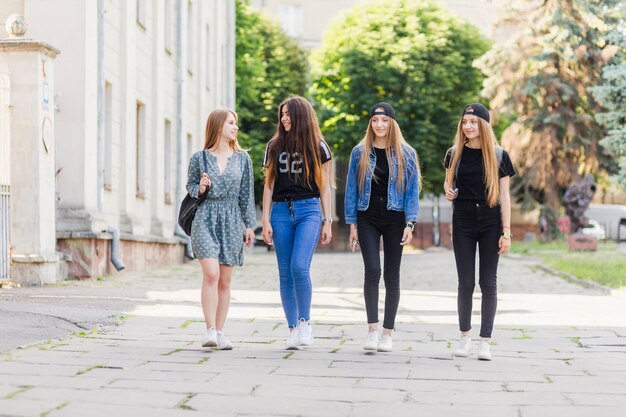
[199, 150, 209, 201]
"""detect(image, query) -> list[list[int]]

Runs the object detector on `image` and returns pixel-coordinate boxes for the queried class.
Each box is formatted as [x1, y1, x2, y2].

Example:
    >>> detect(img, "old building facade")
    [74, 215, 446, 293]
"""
[1, 0, 236, 284]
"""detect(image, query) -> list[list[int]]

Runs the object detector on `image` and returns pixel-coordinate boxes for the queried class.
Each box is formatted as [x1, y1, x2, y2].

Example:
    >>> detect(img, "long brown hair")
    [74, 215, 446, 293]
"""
[203, 109, 243, 152]
[264, 96, 332, 190]
[446, 117, 500, 207]
[357, 117, 421, 193]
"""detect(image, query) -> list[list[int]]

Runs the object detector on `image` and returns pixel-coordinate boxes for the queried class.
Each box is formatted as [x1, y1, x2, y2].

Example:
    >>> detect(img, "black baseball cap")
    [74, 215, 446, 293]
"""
[369, 102, 396, 120]
[462, 103, 490, 123]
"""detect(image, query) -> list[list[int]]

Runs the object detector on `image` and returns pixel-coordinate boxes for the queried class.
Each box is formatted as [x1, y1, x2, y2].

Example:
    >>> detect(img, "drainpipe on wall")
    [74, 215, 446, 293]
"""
[173, 0, 193, 259]
[104, 225, 125, 271]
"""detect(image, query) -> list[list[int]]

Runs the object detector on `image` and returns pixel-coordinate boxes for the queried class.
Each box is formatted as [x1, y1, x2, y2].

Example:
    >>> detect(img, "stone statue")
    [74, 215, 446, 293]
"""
[563, 175, 596, 234]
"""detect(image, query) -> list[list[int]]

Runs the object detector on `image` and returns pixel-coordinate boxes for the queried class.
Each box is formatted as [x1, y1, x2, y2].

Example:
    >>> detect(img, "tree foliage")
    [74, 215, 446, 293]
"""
[477, 0, 623, 211]
[590, 27, 626, 185]
[309, 0, 489, 195]
[235, 0, 308, 201]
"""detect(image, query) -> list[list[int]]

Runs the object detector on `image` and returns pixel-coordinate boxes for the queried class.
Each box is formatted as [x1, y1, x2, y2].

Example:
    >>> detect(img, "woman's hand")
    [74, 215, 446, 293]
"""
[444, 186, 458, 202]
[244, 228, 255, 248]
[349, 224, 359, 252]
[262, 221, 273, 245]
[498, 235, 511, 254]
[400, 226, 413, 246]
[199, 173, 211, 196]
[320, 221, 332, 245]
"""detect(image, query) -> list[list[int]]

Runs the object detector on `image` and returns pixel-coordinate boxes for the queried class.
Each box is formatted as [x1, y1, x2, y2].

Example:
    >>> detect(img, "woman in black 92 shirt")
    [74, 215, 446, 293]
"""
[261, 96, 334, 351]
[443, 103, 516, 361]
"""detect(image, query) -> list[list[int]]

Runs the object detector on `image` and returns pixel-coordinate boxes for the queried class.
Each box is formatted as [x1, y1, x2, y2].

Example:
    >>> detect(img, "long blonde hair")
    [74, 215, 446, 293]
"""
[446, 117, 500, 207]
[203, 109, 243, 152]
[357, 117, 421, 193]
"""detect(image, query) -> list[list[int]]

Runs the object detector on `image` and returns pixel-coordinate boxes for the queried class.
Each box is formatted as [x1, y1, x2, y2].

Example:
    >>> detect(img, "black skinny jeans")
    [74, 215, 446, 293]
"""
[357, 196, 405, 330]
[452, 200, 502, 338]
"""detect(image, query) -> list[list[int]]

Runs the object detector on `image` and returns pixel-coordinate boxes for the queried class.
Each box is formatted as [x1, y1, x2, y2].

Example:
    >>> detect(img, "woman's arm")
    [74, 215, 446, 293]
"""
[239, 154, 256, 247]
[239, 153, 256, 229]
[319, 161, 333, 245]
[403, 153, 420, 223]
[262, 178, 274, 244]
[498, 175, 511, 254]
[444, 168, 458, 201]
[344, 148, 359, 225]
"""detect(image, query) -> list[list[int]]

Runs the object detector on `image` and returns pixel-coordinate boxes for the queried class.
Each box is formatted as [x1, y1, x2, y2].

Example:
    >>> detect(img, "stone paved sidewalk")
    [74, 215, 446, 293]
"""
[1, 249, 625, 417]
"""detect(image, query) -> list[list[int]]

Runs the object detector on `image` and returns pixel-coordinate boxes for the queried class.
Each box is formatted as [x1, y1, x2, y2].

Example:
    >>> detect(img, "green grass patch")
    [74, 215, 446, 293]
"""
[41, 401, 68, 417]
[5, 386, 33, 399]
[175, 393, 197, 411]
[75, 364, 104, 376]
[510, 241, 625, 288]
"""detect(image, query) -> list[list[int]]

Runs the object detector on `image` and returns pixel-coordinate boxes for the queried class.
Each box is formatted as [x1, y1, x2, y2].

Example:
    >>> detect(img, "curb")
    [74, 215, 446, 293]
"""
[503, 252, 613, 295]
[534, 263, 612, 295]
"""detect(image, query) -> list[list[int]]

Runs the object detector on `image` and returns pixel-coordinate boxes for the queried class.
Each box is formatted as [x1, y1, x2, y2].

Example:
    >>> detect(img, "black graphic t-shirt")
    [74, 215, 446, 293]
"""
[263, 139, 332, 202]
[444, 145, 516, 201]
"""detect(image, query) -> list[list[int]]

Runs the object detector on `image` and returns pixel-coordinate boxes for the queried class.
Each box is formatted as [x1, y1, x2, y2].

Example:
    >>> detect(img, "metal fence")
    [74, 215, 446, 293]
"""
[0, 73, 10, 281]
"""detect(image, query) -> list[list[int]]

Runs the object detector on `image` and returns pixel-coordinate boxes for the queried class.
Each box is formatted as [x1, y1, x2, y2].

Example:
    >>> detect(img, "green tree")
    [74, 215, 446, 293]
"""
[477, 0, 623, 211]
[590, 29, 626, 185]
[309, 0, 489, 195]
[235, 0, 308, 201]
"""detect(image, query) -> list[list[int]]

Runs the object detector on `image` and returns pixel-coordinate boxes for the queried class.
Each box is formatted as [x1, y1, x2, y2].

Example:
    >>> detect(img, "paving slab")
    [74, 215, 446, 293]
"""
[1, 249, 625, 416]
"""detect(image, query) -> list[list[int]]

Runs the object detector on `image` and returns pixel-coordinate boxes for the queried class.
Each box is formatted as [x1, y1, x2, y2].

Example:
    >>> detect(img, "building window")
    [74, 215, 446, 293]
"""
[164, 119, 173, 205]
[279, 4, 303, 38]
[137, 0, 147, 28]
[136, 102, 146, 199]
[104, 82, 113, 190]
[205, 24, 210, 89]
[164, 0, 173, 53]
[187, 0, 194, 75]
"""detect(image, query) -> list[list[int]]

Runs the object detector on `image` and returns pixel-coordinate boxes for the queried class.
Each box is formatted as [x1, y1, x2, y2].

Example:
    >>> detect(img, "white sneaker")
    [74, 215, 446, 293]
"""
[364, 329, 379, 351]
[378, 333, 393, 352]
[201, 328, 218, 348]
[297, 319, 313, 346]
[453, 335, 472, 357]
[285, 329, 300, 350]
[216, 330, 234, 350]
[478, 340, 492, 361]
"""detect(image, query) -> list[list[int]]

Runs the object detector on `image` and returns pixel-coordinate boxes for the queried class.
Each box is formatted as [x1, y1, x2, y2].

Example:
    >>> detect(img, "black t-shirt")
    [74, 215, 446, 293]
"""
[371, 147, 389, 200]
[444, 145, 516, 201]
[263, 139, 333, 201]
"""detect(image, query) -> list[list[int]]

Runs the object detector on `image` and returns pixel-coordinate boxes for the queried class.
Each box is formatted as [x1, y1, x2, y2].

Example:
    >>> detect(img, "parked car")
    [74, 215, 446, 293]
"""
[580, 219, 606, 240]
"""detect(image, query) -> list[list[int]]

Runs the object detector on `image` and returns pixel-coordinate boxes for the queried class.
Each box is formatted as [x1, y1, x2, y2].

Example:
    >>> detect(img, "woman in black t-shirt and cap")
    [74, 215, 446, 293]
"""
[443, 103, 516, 361]
[262, 96, 334, 350]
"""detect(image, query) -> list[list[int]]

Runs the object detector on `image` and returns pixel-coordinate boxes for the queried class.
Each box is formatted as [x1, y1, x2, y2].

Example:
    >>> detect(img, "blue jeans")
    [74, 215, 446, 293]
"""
[271, 198, 322, 328]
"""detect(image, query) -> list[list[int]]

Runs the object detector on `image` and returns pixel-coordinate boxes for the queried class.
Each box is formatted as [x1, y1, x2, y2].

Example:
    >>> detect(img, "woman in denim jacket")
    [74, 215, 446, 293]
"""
[344, 102, 421, 352]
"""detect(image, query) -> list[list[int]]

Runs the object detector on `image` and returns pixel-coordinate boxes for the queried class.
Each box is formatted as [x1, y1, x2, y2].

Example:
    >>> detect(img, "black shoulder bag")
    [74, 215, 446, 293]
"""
[178, 151, 209, 236]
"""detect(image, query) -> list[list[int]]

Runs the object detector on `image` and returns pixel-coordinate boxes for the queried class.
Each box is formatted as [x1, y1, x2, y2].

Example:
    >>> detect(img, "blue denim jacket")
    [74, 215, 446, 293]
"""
[344, 143, 420, 224]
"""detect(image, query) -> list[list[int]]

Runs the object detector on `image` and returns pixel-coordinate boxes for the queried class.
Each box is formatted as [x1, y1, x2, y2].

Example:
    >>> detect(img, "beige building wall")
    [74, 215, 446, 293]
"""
[250, 0, 506, 48]
[2, 0, 236, 278]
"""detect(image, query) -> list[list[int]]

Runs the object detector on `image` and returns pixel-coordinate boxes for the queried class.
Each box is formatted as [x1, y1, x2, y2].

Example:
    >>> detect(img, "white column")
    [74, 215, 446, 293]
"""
[0, 16, 60, 285]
